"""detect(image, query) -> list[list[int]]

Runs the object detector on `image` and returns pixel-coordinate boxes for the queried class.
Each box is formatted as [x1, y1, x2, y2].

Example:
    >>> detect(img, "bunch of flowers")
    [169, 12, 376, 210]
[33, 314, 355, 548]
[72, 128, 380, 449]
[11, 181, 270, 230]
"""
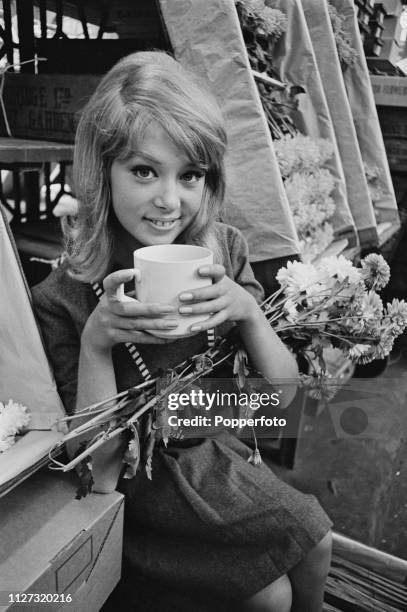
[274, 134, 336, 261]
[48, 253, 407, 496]
[327, 2, 358, 69]
[0, 399, 30, 452]
[275, 133, 335, 177]
[49, 340, 239, 497]
[235, 0, 287, 43]
[270, 253, 405, 370]
[235, 0, 301, 138]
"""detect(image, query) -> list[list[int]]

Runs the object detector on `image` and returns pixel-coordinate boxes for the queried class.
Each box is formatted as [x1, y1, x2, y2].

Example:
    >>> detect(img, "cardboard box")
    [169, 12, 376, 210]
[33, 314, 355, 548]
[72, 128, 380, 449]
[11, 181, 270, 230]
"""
[0, 206, 67, 497]
[0, 470, 124, 611]
[0, 74, 100, 143]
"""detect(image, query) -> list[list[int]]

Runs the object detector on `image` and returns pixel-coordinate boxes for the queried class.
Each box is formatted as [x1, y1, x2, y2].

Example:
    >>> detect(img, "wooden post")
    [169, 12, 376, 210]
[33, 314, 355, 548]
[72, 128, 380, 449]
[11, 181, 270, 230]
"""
[16, 0, 35, 70]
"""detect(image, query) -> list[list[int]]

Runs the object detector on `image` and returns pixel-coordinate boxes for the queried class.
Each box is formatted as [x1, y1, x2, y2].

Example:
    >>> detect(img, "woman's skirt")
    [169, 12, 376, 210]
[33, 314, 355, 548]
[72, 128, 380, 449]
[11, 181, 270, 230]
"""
[118, 431, 332, 610]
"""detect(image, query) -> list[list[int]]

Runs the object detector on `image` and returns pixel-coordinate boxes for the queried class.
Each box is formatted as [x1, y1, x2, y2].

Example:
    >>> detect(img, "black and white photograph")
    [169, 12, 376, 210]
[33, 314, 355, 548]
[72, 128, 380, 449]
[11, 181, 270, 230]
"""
[1, 1, 407, 610]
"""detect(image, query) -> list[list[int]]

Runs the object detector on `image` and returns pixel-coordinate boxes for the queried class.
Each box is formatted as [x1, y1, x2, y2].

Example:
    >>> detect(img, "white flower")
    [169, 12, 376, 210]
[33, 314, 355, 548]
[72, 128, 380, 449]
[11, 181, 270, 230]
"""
[284, 170, 336, 233]
[383, 299, 407, 334]
[283, 298, 299, 322]
[259, 6, 288, 37]
[275, 134, 334, 177]
[359, 291, 384, 321]
[236, 0, 287, 39]
[0, 400, 30, 453]
[347, 344, 372, 361]
[370, 332, 395, 360]
[276, 260, 320, 295]
[318, 255, 362, 284]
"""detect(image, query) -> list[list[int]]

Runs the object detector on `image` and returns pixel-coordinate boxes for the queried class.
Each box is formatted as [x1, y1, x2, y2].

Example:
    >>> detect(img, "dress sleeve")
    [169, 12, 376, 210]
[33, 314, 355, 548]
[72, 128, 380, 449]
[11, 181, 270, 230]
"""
[227, 226, 265, 304]
[32, 284, 80, 415]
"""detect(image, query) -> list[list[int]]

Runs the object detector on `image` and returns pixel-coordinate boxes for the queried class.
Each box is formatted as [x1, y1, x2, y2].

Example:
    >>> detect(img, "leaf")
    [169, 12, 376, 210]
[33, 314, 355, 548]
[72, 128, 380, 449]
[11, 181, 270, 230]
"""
[74, 442, 94, 499]
[122, 424, 140, 480]
[233, 348, 250, 390]
[193, 355, 213, 373]
[142, 428, 157, 481]
[154, 370, 176, 441]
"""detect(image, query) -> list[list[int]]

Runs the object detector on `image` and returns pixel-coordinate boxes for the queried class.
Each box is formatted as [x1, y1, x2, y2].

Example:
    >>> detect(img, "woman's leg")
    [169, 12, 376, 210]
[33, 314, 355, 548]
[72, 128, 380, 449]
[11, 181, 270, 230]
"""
[240, 574, 292, 612]
[288, 530, 332, 612]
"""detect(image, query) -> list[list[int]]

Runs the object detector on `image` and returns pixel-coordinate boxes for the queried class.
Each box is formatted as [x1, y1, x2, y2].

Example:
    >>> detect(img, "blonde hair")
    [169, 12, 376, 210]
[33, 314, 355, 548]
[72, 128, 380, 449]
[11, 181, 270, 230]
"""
[65, 51, 227, 282]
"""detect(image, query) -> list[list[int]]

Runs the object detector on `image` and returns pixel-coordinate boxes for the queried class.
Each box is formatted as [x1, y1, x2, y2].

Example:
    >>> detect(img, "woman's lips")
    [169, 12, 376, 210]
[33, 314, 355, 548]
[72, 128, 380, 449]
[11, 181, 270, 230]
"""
[145, 218, 180, 230]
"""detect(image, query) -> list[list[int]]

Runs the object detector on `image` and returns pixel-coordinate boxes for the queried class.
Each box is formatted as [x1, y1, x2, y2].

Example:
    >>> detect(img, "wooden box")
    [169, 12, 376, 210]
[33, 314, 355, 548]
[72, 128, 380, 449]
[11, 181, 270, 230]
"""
[0, 74, 101, 143]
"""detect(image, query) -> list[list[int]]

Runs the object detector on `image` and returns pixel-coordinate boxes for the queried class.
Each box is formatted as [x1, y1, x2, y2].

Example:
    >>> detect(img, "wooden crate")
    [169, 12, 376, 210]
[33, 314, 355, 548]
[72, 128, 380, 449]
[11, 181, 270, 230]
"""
[0, 74, 101, 143]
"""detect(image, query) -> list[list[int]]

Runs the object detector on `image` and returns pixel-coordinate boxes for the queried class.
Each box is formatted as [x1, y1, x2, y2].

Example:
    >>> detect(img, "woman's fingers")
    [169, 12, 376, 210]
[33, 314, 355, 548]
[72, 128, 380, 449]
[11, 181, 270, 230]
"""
[179, 283, 225, 304]
[197, 264, 225, 282]
[178, 297, 227, 316]
[189, 310, 228, 332]
[103, 269, 135, 300]
[111, 300, 176, 318]
[117, 316, 179, 331]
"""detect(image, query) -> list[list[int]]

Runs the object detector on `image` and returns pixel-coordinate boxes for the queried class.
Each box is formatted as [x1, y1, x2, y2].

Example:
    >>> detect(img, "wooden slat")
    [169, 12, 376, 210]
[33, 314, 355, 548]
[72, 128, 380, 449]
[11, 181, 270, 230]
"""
[332, 532, 407, 584]
[0, 138, 74, 163]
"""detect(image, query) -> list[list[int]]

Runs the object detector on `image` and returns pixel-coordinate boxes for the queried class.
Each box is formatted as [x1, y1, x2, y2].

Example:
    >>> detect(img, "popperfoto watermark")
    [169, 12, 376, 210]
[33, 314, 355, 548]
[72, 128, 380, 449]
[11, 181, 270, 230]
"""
[156, 376, 403, 441]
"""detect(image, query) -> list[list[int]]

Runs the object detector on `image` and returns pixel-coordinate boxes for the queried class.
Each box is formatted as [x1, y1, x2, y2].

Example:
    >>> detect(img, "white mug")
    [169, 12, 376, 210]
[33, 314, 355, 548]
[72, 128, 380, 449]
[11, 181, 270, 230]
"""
[116, 244, 214, 338]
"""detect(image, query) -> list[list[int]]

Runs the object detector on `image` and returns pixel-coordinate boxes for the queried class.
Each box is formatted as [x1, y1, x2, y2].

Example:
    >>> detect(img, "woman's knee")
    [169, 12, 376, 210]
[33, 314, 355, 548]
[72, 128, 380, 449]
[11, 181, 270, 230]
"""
[241, 574, 292, 612]
[306, 530, 332, 577]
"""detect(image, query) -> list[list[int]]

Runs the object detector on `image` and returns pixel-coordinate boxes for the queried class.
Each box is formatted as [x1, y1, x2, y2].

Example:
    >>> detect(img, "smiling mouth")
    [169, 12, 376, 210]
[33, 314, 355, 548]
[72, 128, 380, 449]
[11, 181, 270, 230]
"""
[145, 218, 180, 229]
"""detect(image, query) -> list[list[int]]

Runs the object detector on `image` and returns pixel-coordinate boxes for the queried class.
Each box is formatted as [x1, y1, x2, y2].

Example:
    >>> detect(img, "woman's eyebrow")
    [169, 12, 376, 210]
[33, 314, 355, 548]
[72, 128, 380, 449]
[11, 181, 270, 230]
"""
[131, 151, 163, 165]
[129, 153, 205, 170]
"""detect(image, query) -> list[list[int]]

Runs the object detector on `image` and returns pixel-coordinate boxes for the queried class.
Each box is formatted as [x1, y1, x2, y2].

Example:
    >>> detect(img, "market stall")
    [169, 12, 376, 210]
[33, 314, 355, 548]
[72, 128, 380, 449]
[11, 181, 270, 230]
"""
[331, 0, 400, 247]
[302, 0, 375, 251]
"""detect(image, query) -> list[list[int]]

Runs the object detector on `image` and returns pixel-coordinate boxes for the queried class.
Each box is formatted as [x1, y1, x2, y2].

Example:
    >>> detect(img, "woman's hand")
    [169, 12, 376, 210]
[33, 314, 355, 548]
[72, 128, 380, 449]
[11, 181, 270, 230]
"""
[82, 269, 179, 351]
[178, 264, 261, 332]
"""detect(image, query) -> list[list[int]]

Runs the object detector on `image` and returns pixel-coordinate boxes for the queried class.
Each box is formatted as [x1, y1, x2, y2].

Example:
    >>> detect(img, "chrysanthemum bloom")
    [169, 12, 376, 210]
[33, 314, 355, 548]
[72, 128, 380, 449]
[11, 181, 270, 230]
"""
[384, 299, 407, 334]
[347, 343, 372, 361]
[361, 253, 390, 291]
[276, 260, 321, 295]
[0, 400, 30, 453]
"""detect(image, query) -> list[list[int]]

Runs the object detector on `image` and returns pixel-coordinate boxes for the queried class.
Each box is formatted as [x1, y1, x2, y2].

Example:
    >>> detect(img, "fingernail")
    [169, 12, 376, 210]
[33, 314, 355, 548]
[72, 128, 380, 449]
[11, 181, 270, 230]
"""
[179, 306, 193, 314]
[165, 320, 179, 328]
[179, 293, 193, 302]
[199, 267, 209, 275]
[161, 305, 175, 313]
[190, 325, 202, 332]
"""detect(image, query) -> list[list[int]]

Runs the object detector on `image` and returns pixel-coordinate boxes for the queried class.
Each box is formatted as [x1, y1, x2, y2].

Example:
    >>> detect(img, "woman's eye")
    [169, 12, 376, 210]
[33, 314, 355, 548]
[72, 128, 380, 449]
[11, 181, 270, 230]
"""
[182, 170, 205, 184]
[132, 166, 155, 179]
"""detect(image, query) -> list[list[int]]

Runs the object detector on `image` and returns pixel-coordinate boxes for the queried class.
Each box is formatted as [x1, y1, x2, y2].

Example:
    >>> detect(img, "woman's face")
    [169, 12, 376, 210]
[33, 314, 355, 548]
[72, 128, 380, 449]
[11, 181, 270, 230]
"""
[110, 124, 206, 250]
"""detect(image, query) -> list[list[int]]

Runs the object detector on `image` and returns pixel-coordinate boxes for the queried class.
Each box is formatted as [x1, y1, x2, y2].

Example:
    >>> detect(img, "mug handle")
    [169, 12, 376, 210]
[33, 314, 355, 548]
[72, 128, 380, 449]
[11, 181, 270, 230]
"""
[114, 268, 141, 302]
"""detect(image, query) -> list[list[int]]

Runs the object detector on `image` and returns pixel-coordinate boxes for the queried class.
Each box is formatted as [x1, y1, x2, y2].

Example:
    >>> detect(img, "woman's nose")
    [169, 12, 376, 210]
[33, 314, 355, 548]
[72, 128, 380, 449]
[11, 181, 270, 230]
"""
[154, 180, 181, 211]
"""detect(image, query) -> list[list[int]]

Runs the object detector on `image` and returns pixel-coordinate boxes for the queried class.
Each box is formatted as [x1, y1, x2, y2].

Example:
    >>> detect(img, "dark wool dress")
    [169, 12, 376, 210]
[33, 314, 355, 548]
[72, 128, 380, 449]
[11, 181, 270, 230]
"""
[32, 223, 332, 611]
